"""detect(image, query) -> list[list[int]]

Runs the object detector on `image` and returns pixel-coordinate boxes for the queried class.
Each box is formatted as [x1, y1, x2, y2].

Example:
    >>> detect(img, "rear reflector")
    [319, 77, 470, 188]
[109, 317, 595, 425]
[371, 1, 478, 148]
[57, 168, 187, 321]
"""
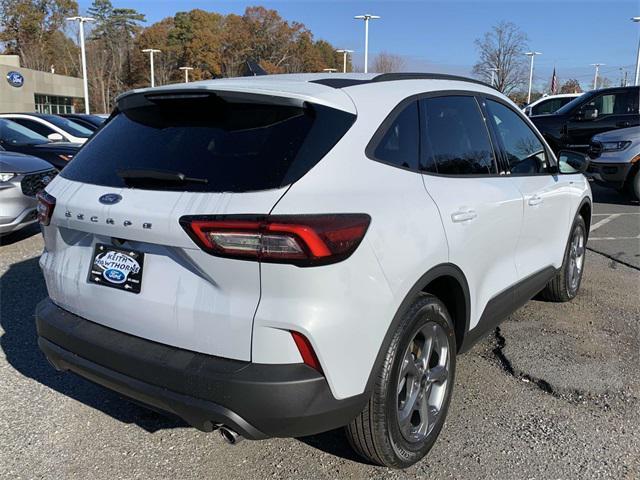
[36, 191, 56, 226]
[180, 214, 370, 266]
[290, 331, 322, 372]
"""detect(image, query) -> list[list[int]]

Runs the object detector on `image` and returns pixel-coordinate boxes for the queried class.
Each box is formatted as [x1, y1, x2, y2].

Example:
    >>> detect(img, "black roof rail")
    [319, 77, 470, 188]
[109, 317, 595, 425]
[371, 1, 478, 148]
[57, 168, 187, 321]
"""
[371, 72, 494, 89]
[311, 72, 495, 90]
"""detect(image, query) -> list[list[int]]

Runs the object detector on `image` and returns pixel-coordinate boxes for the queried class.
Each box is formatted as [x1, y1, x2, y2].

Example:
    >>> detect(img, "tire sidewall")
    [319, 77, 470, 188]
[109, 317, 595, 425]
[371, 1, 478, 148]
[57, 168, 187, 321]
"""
[384, 297, 456, 466]
[564, 217, 587, 298]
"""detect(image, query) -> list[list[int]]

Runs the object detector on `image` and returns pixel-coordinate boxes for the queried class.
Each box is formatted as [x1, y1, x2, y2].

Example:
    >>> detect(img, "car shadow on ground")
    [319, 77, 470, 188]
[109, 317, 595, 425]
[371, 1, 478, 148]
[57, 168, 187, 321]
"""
[0, 224, 41, 246]
[0, 256, 185, 433]
[590, 184, 639, 206]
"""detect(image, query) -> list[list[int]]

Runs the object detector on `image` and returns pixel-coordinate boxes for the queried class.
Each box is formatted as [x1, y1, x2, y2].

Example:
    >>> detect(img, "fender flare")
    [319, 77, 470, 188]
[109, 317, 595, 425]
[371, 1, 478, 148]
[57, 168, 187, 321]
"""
[363, 263, 470, 394]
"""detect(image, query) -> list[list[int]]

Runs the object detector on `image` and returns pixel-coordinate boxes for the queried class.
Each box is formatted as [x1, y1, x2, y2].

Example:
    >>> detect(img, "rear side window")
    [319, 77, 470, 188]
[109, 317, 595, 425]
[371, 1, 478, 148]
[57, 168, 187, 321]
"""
[61, 95, 355, 192]
[11, 118, 56, 138]
[371, 101, 419, 170]
[485, 100, 549, 175]
[420, 96, 497, 175]
[532, 97, 571, 115]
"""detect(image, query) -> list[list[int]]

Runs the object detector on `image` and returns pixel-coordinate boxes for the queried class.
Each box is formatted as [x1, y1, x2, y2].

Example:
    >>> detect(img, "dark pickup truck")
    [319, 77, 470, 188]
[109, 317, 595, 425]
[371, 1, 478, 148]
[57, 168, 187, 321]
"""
[530, 86, 639, 153]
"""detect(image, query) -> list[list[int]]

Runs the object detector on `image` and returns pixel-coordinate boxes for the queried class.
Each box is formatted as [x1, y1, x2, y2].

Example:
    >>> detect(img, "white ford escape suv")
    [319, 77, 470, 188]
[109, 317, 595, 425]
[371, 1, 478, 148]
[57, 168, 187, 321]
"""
[35, 73, 592, 468]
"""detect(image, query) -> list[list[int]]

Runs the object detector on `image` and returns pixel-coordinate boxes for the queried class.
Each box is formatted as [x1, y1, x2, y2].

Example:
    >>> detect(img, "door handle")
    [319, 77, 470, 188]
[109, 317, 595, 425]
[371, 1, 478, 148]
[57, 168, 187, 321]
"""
[528, 195, 543, 207]
[616, 121, 630, 128]
[451, 209, 477, 223]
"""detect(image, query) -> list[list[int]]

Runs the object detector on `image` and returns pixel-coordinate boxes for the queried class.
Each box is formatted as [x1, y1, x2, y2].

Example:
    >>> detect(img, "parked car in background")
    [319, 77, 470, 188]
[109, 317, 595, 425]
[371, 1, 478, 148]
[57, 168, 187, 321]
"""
[60, 113, 107, 131]
[35, 72, 592, 469]
[0, 119, 80, 169]
[0, 113, 93, 144]
[587, 126, 640, 200]
[530, 86, 640, 152]
[523, 93, 581, 117]
[0, 146, 57, 236]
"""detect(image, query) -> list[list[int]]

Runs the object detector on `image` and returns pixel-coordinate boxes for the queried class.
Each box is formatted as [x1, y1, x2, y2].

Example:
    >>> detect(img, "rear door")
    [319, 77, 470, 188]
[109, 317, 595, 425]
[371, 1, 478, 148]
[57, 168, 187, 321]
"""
[40, 92, 355, 361]
[483, 98, 571, 281]
[418, 95, 523, 328]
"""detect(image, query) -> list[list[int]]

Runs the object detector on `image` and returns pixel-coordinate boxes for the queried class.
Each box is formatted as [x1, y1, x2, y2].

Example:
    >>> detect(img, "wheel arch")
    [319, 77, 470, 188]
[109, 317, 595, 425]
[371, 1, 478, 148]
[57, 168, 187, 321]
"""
[577, 196, 592, 240]
[363, 263, 470, 394]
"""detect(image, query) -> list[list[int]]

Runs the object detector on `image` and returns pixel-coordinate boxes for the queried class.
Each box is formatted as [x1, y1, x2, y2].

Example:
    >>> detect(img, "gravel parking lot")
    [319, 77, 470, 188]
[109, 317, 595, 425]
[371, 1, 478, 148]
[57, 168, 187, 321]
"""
[1, 186, 638, 480]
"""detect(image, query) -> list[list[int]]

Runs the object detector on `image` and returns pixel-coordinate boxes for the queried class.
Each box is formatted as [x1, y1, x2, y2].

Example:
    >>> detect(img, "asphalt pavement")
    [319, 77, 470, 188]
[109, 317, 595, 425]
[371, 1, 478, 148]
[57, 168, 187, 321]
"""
[0, 186, 638, 479]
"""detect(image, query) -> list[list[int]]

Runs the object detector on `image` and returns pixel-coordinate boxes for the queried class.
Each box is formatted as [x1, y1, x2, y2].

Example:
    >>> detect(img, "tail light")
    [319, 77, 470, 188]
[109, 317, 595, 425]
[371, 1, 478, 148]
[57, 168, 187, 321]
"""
[180, 214, 371, 266]
[36, 191, 56, 226]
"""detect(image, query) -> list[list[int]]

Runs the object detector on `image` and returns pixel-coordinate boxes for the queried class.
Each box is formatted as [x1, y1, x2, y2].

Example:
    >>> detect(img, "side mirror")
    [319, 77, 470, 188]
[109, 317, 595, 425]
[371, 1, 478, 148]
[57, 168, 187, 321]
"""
[582, 108, 598, 120]
[47, 132, 64, 142]
[557, 150, 590, 174]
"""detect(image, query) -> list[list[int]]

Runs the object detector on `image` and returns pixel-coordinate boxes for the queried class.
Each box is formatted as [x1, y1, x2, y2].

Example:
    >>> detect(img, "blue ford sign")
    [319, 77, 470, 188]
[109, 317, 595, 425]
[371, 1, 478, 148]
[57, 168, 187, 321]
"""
[99, 193, 122, 205]
[6, 71, 24, 88]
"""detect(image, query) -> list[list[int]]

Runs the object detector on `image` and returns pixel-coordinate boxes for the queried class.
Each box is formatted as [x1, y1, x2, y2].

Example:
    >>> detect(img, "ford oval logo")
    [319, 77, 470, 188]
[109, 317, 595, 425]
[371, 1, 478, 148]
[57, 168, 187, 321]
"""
[99, 193, 122, 205]
[6, 71, 24, 88]
[104, 268, 126, 284]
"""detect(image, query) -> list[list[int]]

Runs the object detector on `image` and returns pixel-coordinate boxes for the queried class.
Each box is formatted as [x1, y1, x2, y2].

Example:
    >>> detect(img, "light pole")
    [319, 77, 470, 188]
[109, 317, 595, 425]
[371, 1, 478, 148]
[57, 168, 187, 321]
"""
[590, 63, 605, 90]
[66, 16, 95, 114]
[142, 48, 161, 87]
[633, 17, 640, 85]
[524, 51, 542, 104]
[488, 67, 500, 87]
[179, 66, 193, 83]
[354, 14, 380, 73]
[336, 49, 354, 73]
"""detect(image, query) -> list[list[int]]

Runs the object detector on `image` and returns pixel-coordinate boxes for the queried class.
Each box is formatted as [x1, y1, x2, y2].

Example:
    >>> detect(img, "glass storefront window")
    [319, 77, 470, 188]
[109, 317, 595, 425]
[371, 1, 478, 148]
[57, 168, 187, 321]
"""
[34, 94, 80, 114]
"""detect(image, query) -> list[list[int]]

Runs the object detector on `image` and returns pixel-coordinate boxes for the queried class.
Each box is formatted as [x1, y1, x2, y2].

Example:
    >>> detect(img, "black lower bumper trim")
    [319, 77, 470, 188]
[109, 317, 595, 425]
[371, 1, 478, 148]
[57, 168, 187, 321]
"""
[35, 299, 367, 439]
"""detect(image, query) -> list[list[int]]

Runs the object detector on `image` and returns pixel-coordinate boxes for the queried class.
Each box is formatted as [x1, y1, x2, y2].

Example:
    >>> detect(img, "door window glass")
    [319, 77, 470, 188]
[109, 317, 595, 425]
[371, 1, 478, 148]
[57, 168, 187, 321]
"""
[420, 96, 496, 175]
[486, 100, 549, 175]
[10, 118, 55, 138]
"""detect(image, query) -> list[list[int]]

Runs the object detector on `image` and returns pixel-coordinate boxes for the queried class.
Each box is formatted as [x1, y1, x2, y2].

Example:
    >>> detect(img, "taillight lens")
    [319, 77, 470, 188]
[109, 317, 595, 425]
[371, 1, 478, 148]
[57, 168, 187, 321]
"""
[180, 214, 371, 266]
[36, 191, 56, 226]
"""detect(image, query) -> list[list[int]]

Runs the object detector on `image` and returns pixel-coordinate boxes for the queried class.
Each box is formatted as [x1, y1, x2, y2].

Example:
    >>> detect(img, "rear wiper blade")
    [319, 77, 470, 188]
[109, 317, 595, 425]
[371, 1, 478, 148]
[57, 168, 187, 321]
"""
[117, 168, 208, 184]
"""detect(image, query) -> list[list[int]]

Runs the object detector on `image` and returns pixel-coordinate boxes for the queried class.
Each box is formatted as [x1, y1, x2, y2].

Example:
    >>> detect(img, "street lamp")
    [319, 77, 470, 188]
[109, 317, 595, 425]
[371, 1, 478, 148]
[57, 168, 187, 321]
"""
[590, 63, 605, 90]
[141, 48, 161, 87]
[66, 16, 95, 114]
[632, 17, 640, 85]
[336, 49, 354, 73]
[488, 67, 500, 87]
[524, 51, 542, 104]
[354, 14, 380, 73]
[179, 66, 193, 83]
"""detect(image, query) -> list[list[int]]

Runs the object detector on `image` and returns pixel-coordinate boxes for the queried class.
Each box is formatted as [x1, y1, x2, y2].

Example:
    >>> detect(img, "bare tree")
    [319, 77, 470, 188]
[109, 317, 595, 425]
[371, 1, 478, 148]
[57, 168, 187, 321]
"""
[472, 21, 528, 94]
[372, 52, 406, 73]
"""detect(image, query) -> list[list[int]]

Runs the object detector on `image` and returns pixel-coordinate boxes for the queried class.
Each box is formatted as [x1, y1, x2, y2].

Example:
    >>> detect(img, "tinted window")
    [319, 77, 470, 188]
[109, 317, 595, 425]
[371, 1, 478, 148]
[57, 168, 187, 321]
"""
[420, 96, 496, 175]
[61, 96, 355, 192]
[0, 119, 50, 145]
[582, 91, 639, 116]
[11, 118, 55, 138]
[486, 100, 548, 174]
[532, 97, 573, 115]
[373, 101, 419, 169]
[41, 114, 93, 137]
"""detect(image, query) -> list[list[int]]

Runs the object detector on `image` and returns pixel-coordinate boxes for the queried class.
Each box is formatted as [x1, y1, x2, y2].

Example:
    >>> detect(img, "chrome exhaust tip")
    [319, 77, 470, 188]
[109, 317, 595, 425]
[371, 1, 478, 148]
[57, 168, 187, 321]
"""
[219, 426, 243, 445]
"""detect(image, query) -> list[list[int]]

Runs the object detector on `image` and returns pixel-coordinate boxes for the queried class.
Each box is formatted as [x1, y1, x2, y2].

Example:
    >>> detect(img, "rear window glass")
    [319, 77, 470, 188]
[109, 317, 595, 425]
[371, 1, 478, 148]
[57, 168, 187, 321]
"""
[61, 95, 355, 192]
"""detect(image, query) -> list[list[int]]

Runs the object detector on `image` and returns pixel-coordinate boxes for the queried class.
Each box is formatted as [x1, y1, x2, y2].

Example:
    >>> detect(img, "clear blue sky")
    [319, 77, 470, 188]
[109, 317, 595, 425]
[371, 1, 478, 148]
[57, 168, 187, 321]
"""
[77, 0, 639, 90]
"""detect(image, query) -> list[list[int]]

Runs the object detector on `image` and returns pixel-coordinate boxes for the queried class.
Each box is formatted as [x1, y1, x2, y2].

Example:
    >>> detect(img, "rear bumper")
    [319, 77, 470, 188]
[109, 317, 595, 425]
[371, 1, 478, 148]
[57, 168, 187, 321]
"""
[35, 298, 367, 439]
[586, 162, 633, 189]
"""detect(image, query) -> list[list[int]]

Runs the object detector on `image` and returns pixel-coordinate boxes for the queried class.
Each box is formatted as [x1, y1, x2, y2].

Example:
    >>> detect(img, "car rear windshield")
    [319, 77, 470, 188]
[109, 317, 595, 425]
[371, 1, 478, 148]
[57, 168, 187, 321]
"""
[61, 94, 355, 192]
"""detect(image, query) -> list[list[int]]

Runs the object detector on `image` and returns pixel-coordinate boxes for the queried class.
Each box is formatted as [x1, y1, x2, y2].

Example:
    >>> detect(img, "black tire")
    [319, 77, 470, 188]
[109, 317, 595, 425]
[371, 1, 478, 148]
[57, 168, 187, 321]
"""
[541, 215, 587, 302]
[346, 293, 456, 468]
[629, 169, 640, 202]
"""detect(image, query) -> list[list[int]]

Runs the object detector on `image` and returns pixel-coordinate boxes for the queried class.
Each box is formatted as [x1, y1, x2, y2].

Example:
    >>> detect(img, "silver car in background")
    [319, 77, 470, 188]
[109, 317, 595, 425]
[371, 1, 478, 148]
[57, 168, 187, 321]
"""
[587, 127, 640, 200]
[0, 147, 57, 236]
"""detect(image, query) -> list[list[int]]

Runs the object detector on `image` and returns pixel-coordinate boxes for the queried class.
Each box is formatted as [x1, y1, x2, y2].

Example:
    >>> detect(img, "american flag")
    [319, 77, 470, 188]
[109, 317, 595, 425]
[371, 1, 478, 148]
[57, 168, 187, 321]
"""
[550, 68, 558, 94]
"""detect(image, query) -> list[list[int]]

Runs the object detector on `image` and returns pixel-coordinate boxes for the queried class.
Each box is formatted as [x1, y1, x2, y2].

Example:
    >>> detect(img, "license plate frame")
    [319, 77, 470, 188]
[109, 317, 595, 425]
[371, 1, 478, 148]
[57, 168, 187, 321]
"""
[88, 243, 145, 294]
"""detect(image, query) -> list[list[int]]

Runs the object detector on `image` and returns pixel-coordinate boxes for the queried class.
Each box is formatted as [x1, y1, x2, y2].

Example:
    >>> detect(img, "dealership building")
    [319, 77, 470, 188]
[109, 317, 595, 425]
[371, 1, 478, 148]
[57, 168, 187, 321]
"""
[0, 55, 84, 114]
